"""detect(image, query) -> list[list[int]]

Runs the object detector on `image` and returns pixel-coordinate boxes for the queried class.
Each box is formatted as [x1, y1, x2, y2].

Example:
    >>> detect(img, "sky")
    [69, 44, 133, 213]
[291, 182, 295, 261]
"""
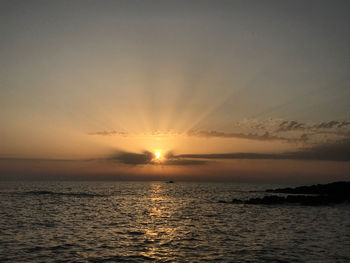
[1, 0, 349, 182]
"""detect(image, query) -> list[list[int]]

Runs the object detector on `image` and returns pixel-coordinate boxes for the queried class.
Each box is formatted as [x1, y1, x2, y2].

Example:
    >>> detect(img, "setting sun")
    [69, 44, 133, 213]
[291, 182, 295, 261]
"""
[1, 1, 349, 262]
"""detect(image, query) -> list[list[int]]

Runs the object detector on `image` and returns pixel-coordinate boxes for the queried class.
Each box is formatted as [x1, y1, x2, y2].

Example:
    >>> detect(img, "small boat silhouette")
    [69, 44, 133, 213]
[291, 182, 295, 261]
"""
[166, 180, 175, 184]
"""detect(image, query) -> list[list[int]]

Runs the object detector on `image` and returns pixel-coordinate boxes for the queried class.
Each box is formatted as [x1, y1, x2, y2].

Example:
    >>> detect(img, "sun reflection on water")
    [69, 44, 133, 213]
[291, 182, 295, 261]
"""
[140, 182, 178, 260]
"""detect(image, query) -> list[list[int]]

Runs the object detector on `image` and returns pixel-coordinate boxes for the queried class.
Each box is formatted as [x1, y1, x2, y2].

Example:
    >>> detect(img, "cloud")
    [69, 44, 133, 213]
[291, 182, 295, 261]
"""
[174, 137, 350, 162]
[233, 118, 350, 132]
[88, 128, 292, 142]
[314, 121, 350, 129]
[163, 159, 209, 165]
[87, 119, 350, 145]
[104, 136, 348, 166]
[290, 137, 350, 162]
[109, 151, 154, 165]
[276, 120, 350, 132]
[107, 150, 209, 166]
[175, 152, 281, 160]
[276, 120, 306, 132]
[2, 137, 348, 171]
[230, 118, 350, 143]
[187, 130, 289, 141]
[186, 119, 350, 144]
[0, 157, 90, 162]
[88, 130, 128, 136]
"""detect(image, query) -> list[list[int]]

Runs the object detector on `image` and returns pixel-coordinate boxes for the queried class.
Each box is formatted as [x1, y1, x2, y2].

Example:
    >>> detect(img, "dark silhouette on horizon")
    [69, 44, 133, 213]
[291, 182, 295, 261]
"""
[221, 181, 350, 206]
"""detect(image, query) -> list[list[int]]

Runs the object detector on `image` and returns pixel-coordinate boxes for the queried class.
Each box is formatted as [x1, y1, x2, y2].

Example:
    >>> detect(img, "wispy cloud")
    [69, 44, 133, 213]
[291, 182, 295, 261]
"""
[276, 120, 306, 132]
[162, 159, 209, 166]
[187, 130, 290, 141]
[186, 119, 350, 143]
[314, 121, 350, 129]
[109, 151, 154, 165]
[2, 137, 349, 168]
[276, 120, 350, 132]
[87, 119, 350, 145]
[230, 118, 350, 143]
[106, 136, 350, 166]
[174, 137, 350, 162]
[107, 150, 209, 166]
[88, 130, 128, 136]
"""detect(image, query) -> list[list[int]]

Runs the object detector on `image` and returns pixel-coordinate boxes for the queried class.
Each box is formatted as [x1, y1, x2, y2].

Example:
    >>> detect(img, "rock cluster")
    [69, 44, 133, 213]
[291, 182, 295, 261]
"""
[223, 181, 350, 206]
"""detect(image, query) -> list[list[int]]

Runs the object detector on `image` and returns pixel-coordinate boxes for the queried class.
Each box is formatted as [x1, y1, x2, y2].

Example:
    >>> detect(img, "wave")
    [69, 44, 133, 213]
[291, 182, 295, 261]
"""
[0, 190, 108, 198]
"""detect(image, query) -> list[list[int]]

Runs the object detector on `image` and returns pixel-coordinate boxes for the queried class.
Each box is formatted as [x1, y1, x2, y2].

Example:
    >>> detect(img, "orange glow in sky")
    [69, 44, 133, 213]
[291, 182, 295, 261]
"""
[0, 0, 349, 182]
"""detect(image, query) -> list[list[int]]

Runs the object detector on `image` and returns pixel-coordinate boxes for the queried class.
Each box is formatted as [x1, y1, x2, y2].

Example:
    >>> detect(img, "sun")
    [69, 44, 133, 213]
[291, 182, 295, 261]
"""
[153, 149, 164, 162]
[155, 152, 161, 160]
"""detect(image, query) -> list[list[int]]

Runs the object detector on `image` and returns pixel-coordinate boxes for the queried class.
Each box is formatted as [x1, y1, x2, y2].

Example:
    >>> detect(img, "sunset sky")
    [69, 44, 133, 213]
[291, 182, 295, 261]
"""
[1, 0, 349, 182]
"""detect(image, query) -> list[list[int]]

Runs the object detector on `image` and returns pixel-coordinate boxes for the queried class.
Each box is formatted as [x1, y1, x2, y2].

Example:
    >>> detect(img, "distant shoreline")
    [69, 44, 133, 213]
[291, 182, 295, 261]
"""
[221, 181, 350, 206]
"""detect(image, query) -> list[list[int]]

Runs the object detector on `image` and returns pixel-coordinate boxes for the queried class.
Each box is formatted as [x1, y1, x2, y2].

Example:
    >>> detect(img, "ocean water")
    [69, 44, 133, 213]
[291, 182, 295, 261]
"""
[0, 181, 349, 262]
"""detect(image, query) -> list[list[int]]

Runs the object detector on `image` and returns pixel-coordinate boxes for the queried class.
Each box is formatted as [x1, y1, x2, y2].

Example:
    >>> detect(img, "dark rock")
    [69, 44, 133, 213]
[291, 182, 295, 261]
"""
[231, 198, 243, 204]
[266, 181, 350, 198]
[228, 181, 350, 206]
[246, 195, 286, 205]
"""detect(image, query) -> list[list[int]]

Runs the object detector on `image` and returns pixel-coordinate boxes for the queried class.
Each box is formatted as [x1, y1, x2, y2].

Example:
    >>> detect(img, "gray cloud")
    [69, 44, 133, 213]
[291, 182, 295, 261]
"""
[174, 138, 350, 162]
[0, 157, 87, 162]
[88, 131, 127, 136]
[291, 137, 350, 162]
[314, 121, 350, 129]
[276, 120, 350, 132]
[276, 120, 306, 132]
[108, 150, 209, 166]
[87, 128, 296, 142]
[175, 152, 281, 160]
[109, 151, 154, 165]
[2, 137, 349, 169]
[87, 119, 350, 145]
[231, 118, 350, 144]
[187, 130, 289, 141]
[162, 159, 209, 166]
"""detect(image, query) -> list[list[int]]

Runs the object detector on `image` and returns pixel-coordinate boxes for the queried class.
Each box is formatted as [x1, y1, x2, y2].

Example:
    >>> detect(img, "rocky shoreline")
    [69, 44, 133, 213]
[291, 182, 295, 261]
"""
[221, 181, 350, 206]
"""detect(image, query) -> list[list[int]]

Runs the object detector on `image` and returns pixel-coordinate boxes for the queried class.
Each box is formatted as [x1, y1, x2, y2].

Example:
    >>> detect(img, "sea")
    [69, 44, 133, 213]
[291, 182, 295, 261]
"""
[0, 181, 349, 262]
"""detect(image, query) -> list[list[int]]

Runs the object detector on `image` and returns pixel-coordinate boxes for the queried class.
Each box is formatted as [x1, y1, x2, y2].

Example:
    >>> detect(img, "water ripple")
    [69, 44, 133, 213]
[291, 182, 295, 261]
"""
[0, 181, 349, 262]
